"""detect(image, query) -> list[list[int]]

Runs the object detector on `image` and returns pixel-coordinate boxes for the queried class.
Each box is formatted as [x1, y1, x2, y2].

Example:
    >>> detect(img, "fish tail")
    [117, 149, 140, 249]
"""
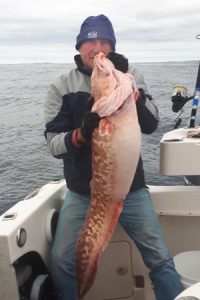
[76, 200, 123, 299]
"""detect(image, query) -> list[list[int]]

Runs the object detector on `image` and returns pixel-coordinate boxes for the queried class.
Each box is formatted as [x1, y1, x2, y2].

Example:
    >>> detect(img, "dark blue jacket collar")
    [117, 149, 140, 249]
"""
[74, 54, 92, 77]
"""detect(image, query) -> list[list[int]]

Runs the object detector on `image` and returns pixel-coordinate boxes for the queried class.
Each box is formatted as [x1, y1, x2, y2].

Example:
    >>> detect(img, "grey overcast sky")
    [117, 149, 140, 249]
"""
[1, 0, 200, 64]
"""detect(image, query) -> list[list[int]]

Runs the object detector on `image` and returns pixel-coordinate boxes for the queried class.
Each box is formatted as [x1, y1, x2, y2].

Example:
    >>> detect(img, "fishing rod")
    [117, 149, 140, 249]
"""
[189, 34, 200, 128]
[171, 34, 200, 129]
[189, 61, 200, 127]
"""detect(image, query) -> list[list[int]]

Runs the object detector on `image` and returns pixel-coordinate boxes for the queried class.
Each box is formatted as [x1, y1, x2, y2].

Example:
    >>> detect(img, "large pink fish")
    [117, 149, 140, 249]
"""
[76, 52, 141, 299]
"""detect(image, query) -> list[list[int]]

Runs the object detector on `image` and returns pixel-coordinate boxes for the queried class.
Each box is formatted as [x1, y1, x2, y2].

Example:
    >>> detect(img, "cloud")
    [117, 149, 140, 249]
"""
[0, 0, 200, 63]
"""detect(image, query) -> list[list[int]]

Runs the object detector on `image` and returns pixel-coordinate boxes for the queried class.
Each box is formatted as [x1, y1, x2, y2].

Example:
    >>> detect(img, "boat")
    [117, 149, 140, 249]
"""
[1, 124, 200, 300]
[1, 61, 200, 300]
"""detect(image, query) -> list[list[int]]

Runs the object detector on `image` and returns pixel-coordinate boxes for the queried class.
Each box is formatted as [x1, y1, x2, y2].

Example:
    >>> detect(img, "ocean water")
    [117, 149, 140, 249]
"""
[0, 60, 199, 215]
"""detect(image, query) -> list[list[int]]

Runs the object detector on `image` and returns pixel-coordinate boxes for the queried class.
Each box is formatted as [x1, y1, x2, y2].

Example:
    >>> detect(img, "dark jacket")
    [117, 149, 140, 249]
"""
[44, 55, 159, 194]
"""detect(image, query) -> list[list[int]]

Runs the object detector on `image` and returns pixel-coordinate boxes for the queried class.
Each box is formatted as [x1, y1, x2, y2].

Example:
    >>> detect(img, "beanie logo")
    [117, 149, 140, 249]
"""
[88, 31, 98, 39]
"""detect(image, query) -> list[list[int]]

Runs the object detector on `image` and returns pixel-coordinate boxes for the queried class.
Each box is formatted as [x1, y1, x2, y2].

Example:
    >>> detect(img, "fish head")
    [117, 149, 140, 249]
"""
[91, 52, 117, 101]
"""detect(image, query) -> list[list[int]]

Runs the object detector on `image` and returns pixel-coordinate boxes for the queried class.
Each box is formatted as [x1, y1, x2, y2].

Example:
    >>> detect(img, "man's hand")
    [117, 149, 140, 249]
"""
[70, 97, 100, 148]
[107, 52, 129, 73]
[80, 111, 100, 140]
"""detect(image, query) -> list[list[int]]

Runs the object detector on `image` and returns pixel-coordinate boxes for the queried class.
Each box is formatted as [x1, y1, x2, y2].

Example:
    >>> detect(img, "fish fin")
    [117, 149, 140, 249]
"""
[98, 118, 115, 136]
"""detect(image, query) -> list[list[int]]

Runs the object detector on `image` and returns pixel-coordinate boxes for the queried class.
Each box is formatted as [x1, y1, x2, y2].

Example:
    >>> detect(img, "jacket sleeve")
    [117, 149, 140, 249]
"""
[44, 76, 75, 158]
[129, 66, 159, 134]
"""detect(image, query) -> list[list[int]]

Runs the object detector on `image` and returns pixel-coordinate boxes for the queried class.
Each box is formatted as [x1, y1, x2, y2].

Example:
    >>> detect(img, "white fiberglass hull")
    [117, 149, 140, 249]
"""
[1, 179, 200, 300]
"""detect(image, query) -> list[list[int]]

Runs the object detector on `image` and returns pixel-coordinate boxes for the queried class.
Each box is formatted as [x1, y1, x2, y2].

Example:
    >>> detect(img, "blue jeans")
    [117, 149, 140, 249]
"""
[51, 187, 183, 300]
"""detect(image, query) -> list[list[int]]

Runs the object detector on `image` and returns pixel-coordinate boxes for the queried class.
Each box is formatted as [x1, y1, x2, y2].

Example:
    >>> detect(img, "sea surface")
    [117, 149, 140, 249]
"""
[0, 60, 199, 215]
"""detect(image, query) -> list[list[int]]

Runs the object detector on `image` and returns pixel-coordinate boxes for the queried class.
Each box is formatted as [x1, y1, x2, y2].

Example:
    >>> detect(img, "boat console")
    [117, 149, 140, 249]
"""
[160, 127, 200, 176]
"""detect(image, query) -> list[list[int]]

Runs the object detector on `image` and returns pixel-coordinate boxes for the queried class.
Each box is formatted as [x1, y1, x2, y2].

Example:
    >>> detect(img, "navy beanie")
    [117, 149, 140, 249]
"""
[75, 14, 116, 51]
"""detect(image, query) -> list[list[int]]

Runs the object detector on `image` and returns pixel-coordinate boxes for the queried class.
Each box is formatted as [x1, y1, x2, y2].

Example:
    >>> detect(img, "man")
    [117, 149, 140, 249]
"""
[44, 14, 183, 300]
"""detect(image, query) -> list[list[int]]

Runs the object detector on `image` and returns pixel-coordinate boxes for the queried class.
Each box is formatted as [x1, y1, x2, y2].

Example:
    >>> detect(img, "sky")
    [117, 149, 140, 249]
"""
[1, 0, 200, 64]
